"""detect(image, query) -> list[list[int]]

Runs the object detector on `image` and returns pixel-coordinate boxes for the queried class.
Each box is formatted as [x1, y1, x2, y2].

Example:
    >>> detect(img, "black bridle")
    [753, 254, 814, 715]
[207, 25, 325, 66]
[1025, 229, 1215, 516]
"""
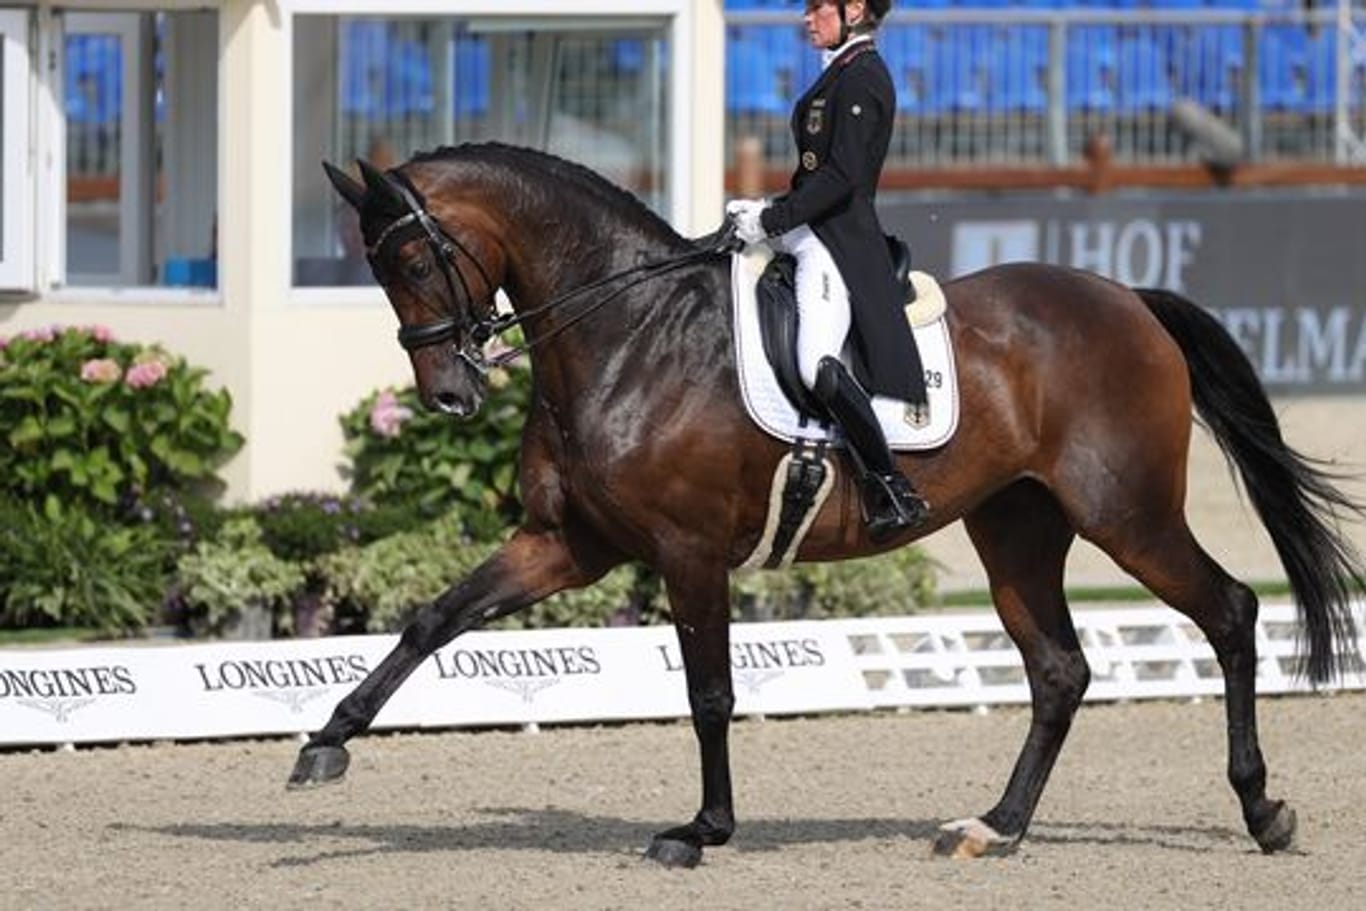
[368, 173, 739, 371]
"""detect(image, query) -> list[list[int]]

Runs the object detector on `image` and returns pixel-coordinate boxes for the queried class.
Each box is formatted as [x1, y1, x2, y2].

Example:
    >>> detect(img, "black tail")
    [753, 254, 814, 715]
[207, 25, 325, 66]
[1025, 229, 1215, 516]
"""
[1137, 286, 1364, 682]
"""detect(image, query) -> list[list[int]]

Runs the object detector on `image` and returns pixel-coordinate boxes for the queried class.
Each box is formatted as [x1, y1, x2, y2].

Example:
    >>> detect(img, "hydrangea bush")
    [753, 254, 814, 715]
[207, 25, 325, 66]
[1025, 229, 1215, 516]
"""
[338, 363, 529, 538]
[0, 325, 243, 515]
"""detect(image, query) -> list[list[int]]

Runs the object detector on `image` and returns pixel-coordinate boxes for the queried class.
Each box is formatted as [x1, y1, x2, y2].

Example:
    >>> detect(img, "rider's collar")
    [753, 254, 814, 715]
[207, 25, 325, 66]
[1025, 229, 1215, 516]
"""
[821, 34, 872, 70]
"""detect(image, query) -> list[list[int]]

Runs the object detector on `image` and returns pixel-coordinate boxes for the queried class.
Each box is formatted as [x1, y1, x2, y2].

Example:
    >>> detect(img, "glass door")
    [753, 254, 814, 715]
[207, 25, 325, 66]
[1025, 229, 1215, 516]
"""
[63, 11, 154, 286]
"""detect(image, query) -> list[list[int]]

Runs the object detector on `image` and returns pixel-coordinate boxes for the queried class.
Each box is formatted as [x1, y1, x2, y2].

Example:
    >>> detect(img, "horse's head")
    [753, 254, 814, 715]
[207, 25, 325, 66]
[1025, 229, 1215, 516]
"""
[324, 159, 505, 418]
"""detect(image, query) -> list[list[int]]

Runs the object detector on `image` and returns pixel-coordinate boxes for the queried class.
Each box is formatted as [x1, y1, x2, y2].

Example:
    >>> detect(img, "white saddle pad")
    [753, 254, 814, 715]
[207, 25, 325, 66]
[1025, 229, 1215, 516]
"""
[731, 246, 959, 451]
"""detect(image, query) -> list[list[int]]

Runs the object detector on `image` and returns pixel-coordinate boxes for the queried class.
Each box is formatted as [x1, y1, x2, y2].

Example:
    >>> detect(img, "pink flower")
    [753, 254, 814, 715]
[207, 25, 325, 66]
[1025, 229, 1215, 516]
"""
[0, 336, 8, 351]
[369, 389, 413, 438]
[87, 325, 114, 343]
[21, 326, 57, 343]
[80, 358, 122, 384]
[125, 360, 168, 389]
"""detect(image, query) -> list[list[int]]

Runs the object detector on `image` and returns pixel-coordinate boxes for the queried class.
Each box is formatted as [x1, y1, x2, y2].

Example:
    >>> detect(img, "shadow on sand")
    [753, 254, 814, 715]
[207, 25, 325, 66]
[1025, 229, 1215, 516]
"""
[122, 808, 1249, 868]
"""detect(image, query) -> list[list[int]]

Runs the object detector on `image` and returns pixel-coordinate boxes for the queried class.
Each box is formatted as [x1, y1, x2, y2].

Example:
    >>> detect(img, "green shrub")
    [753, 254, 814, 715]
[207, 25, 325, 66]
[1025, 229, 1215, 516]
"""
[0, 325, 243, 516]
[172, 517, 306, 638]
[253, 492, 365, 564]
[319, 512, 493, 632]
[320, 509, 933, 632]
[732, 547, 938, 621]
[338, 365, 529, 538]
[0, 497, 169, 634]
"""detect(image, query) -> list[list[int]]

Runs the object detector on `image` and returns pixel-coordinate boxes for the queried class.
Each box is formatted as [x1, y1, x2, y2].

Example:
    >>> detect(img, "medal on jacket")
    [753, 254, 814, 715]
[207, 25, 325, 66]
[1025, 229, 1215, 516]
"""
[806, 98, 826, 135]
[802, 151, 818, 170]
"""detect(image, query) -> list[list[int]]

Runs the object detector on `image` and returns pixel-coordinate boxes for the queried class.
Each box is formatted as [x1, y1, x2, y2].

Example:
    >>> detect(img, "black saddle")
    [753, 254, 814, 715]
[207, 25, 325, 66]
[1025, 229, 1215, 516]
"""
[756, 235, 916, 419]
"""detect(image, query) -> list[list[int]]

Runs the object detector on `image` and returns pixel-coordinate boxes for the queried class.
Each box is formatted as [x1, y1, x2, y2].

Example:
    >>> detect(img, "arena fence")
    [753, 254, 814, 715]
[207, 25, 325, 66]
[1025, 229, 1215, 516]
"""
[2, 603, 1363, 749]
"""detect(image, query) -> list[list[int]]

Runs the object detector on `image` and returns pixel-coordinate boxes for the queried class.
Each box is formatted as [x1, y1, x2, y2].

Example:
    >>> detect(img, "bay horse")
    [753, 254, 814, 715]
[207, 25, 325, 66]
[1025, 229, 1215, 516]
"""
[291, 142, 1363, 866]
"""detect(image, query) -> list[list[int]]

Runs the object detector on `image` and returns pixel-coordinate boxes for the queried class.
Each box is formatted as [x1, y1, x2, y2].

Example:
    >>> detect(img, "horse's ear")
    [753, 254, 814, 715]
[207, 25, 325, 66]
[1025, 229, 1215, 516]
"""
[357, 158, 408, 214]
[322, 160, 366, 211]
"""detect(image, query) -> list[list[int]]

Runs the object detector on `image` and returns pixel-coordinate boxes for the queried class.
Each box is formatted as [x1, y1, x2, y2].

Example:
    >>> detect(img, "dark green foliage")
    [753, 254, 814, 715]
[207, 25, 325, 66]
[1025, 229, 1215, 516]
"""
[0, 497, 169, 633]
[338, 366, 529, 536]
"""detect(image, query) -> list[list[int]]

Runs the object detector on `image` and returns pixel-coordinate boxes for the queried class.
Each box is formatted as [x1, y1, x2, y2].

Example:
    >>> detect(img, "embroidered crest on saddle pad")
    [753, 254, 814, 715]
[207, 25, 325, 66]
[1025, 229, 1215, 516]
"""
[731, 246, 959, 450]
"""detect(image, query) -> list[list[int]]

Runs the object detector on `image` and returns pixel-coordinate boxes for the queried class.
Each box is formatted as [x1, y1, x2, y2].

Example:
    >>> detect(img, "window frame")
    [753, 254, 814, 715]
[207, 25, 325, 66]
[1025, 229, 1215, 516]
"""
[284, 0, 697, 301]
[0, 9, 34, 291]
[34, 3, 222, 305]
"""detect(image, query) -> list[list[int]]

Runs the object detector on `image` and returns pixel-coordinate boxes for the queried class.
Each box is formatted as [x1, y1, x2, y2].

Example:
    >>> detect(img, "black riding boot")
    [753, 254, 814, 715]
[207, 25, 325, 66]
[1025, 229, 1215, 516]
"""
[813, 357, 930, 542]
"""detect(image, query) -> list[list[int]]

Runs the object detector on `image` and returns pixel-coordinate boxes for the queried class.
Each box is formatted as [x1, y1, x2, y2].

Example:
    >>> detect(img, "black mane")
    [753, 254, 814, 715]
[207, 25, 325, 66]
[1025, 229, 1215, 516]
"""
[408, 142, 684, 246]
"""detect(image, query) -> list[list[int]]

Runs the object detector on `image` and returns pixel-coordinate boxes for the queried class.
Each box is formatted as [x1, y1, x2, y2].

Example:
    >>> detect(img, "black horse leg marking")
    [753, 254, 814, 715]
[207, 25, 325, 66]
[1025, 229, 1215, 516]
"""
[287, 530, 601, 789]
[936, 482, 1087, 858]
[1104, 519, 1295, 853]
[645, 565, 735, 868]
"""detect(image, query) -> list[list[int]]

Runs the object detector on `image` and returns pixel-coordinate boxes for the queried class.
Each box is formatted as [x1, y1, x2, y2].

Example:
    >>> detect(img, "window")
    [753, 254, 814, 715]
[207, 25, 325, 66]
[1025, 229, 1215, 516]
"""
[1, 9, 33, 290]
[61, 10, 218, 289]
[292, 15, 671, 287]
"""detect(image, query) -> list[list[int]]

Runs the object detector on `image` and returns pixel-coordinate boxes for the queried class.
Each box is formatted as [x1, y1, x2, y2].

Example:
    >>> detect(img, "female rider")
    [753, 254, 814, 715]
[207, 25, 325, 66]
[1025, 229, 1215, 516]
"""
[727, 0, 929, 541]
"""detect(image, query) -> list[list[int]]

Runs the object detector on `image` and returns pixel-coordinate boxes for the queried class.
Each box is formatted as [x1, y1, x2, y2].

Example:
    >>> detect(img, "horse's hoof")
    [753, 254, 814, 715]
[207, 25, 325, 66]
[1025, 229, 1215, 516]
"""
[644, 837, 703, 869]
[1253, 801, 1297, 854]
[931, 817, 1018, 859]
[286, 744, 350, 790]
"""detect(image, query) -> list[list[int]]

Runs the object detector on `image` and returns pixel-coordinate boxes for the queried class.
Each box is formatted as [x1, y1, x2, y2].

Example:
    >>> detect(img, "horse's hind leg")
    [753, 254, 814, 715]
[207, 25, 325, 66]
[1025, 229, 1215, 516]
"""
[287, 529, 609, 788]
[935, 480, 1089, 858]
[1095, 516, 1296, 853]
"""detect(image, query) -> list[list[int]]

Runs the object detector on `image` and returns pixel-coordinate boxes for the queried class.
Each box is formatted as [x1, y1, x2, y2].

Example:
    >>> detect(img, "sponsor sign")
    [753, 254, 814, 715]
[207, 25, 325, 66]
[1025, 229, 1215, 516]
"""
[881, 190, 1366, 394]
[0, 623, 867, 746]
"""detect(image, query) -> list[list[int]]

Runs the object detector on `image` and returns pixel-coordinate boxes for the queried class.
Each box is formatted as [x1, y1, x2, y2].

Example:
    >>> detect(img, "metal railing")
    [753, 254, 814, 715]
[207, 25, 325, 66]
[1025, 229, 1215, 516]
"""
[726, 8, 1366, 171]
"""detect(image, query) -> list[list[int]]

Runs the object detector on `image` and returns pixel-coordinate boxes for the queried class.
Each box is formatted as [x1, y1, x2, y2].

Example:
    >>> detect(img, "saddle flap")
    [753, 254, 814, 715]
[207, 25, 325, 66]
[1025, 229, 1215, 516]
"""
[755, 254, 824, 418]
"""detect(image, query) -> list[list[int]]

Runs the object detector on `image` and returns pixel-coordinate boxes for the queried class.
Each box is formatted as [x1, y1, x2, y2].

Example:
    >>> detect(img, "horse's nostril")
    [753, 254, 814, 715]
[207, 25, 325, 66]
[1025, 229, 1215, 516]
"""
[433, 392, 467, 417]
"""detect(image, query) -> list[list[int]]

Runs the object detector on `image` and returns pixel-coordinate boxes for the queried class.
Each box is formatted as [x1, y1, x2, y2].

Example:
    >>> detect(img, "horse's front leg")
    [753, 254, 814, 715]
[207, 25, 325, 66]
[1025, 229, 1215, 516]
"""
[287, 529, 604, 788]
[644, 564, 735, 868]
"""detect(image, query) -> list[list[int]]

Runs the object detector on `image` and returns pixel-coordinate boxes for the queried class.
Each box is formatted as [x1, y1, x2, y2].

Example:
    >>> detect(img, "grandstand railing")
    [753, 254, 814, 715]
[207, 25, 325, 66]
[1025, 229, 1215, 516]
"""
[726, 6, 1366, 189]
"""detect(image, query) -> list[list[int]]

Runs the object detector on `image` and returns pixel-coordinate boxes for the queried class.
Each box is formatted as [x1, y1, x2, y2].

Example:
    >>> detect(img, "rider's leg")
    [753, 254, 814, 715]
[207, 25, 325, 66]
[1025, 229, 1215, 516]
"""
[813, 356, 929, 540]
[777, 227, 929, 541]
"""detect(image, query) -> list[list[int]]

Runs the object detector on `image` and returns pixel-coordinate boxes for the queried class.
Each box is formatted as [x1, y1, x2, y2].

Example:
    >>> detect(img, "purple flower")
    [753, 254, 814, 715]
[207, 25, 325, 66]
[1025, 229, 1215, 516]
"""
[125, 360, 168, 389]
[369, 389, 413, 439]
[80, 358, 122, 384]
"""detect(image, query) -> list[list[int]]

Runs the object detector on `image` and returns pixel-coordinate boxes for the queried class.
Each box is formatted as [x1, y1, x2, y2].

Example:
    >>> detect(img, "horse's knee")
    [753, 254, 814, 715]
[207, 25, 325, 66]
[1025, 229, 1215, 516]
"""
[1033, 649, 1090, 721]
[689, 684, 735, 726]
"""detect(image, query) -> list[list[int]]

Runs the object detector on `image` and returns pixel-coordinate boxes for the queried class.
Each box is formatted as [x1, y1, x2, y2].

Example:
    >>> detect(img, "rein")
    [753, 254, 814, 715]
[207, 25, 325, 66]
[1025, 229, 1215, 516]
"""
[370, 174, 739, 372]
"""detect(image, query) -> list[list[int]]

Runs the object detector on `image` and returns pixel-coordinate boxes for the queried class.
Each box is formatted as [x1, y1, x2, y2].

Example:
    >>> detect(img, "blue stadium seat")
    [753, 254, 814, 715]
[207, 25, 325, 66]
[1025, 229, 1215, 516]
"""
[727, 28, 788, 115]
[928, 25, 992, 114]
[1066, 26, 1117, 112]
[1259, 23, 1310, 112]
[452, 35, 490, 118]
[991, 26, 1049, 113]
[342, 21, 391, 117]
[1182, 25, 1243, 112]
[386, 39, 434, 116]
[880, 24, 932, 112]
[65, 35, 123, 125]
[1116, 29, 1173, 111]
[1305, 25, 1338, 113]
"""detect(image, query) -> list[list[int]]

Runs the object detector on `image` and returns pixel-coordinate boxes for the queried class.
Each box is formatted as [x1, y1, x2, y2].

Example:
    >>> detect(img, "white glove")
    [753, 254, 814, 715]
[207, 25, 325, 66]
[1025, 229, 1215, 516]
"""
[725, 198, 770, 246]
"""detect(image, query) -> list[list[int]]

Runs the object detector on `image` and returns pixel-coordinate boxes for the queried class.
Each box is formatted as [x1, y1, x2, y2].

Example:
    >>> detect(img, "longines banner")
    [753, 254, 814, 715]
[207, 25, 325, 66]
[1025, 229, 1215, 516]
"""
[0, 622, 869, 746]
[3, 606, 1364, 747]
[881, 190, 1366, 395]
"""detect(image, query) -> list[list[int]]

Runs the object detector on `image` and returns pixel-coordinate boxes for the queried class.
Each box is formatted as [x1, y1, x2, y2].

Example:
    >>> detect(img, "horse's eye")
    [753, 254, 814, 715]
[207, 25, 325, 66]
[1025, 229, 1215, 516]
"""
[407, 258, 433, 282]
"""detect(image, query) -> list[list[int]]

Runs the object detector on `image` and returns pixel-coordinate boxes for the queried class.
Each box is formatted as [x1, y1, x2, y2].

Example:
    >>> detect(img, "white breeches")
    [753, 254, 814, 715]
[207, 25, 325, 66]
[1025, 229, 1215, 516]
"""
[771, 225, 850, 391]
